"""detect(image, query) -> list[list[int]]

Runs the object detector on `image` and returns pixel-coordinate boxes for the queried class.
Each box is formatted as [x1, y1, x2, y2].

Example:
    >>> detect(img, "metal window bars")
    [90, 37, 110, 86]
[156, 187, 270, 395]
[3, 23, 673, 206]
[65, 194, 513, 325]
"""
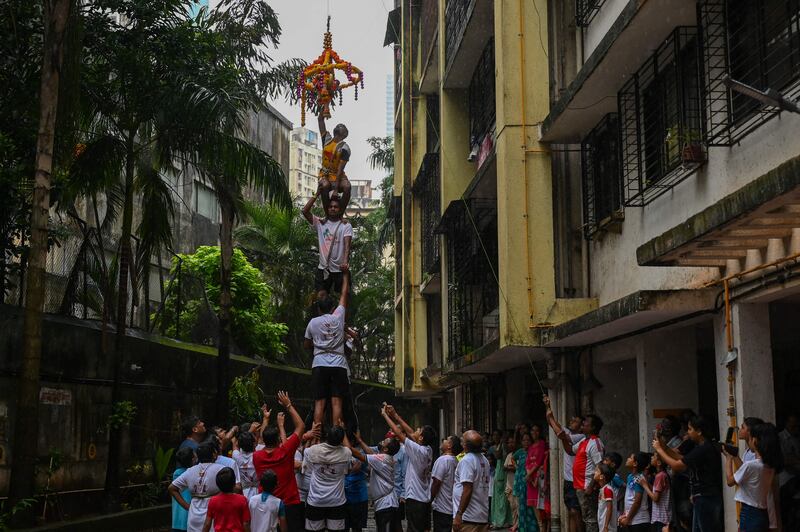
[576, 0, 608, 27]
[445, 0, 471, 69]
[581, 113, 623, 238]
[439, 198, 499, 360]
[469, 38, 496, 149]
[426, 94, 441, 154]
[619, 26, 706, 207]
[412, 153, 442, 275]
[701, 0, 800, 146]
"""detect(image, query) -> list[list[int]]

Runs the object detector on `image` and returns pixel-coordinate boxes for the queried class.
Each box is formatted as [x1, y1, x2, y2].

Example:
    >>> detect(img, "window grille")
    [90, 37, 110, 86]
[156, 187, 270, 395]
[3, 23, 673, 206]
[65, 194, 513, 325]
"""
[701, 0, 800, 146]
[426, 95, 441, 154]
[445, 0, 471, 68]
[468, 38, 496, 149]
[581, 113, 623, 238]
[576, 0, 607, 27]
[440, 199, 498, 359]
[413, 153, 441, 275]
[619, 27, 706, 207]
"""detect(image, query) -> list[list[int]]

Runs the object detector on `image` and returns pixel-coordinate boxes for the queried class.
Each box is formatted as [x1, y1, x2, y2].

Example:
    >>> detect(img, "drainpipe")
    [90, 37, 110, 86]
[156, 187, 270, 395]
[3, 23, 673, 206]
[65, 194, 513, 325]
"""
[723, 280, 738, 443]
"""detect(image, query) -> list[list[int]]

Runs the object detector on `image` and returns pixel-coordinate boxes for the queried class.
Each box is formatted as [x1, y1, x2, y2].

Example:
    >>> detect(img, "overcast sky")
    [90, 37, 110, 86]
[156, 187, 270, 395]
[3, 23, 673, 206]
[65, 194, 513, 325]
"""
[265, 0, 395, 192]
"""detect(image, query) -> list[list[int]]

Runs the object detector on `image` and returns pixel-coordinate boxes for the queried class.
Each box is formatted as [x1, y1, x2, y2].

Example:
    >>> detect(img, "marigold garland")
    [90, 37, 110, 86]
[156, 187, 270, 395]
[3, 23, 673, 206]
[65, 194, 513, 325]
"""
[298, 17, 364, 126]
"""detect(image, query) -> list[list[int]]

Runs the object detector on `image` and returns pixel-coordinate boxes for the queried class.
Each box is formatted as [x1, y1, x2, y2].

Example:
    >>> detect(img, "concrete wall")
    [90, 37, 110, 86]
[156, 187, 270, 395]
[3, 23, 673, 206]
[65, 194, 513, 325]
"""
[592, 356, 639, 461]
[583, 0, 628, 58]
[589, 108, 800, 306]
[0, 306, 424, 497]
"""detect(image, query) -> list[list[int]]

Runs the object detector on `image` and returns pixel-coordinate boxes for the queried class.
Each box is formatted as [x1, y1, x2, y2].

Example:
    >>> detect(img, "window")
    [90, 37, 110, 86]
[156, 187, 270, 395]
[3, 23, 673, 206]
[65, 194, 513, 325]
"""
[618, 27, 705, 206]
[194, 181, 219, 221]
[426, 95, 440, 154]
[701, 0, 800, 145]
[468, 39, 496, 150]
[575, 0, 608, 27]
[413, 153, 441, 274]
[445, 0, 470, 67]
[582, 114, 623, 238]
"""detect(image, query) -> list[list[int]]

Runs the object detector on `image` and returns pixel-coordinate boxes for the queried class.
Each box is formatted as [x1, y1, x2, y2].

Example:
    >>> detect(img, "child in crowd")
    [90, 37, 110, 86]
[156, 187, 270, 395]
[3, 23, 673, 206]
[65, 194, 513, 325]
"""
[172, 446, 195, 532]
[619, 452, 651, 531]
[595, 463, 619, 532]
[202, 467, 251, 532]
[638, 452, 672, 532]
[249, 470, 288, 532]
[233, 432, 259, 500]
[169, 442, 225, 532]
[603, 452, 626, 513]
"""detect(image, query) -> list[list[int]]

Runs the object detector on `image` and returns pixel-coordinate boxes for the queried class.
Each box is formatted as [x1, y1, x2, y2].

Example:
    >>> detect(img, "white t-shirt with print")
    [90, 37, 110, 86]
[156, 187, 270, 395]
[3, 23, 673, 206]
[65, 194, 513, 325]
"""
[171, 462, 226, 532]
[303, 445, 353, 507]
[403, 439, 433, 503]
[312, 216, 353, 272]
[452, 452, 491, 523]
[431, 454, 457, 514]
[563, 429, 585, 482]
[215, 454, 241, 484]
[305, 305, 348, 370]
[233, 450, 259, 498]
[367, 453, 399, 511]
[734, 458, 769, 509]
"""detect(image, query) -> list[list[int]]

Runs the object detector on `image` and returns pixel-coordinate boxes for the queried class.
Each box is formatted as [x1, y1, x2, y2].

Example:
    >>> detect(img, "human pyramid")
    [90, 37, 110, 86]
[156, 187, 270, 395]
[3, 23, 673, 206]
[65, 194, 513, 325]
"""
[167, 104, 493, 532]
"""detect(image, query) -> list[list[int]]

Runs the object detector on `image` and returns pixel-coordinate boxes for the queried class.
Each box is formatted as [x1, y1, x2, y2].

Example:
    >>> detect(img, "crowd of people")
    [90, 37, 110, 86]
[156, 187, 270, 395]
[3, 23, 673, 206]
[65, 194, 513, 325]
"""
[166, 393, 799, 532]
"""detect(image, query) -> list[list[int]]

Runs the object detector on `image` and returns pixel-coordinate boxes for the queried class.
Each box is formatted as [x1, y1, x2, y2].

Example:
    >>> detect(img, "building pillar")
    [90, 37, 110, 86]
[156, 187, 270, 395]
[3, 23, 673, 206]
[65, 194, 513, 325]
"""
[547, 355, 565, 532]
[494, 0, 554, 347]
[713, 302, 775, 532]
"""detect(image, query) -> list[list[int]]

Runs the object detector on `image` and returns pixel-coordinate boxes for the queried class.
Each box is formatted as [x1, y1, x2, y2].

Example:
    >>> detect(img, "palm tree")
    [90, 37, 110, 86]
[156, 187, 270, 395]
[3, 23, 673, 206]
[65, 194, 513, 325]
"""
[65, 0, 297, 503]
[9, 0, 73, 506]
[235, 201, 316, 366]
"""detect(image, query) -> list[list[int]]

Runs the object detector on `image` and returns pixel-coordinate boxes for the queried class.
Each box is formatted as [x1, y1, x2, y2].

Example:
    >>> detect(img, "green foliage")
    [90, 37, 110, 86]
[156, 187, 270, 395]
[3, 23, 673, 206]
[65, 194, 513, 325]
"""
[154, 446, 174, 482]
[108, 401, 137, 430]
[155, 246, 287, 359]
[0, 498, 36, 531]
[229, 369, 265, 422]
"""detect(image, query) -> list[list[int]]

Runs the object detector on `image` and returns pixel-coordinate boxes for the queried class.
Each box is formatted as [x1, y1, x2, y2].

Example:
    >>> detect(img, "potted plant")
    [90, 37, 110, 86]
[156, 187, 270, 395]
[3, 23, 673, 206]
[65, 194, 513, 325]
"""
[665, 125, 705, 164]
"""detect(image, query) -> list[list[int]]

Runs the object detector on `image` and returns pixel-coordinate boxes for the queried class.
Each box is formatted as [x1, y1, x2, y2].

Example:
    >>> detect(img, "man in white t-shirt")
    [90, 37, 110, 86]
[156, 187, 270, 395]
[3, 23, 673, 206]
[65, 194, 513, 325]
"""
[452, 430, 492, 532]
[302, 188, 353, 296]
[344, 431, 402, 532]
[382, 404, 437, 532]
[431, 435, 462, 532]
[305, 270, 351, 427]
[303, 425, 353, 532]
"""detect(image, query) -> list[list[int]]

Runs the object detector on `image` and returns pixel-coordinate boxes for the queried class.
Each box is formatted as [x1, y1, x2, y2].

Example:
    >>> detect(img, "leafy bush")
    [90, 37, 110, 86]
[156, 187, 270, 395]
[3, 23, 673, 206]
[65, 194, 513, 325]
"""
[155, 246, 287, 359]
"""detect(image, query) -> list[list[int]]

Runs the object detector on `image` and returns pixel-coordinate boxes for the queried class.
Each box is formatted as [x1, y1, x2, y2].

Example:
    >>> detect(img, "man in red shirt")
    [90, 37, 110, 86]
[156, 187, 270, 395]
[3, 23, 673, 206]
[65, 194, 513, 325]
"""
[253, 390, 318, 531]
[203, 467, 250, 532]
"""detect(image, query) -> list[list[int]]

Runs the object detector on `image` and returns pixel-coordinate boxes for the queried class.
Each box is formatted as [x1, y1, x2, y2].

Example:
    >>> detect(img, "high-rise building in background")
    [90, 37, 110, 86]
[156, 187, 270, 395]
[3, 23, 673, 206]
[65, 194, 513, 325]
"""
[385, 74, 394, 138]
[289, 127, 322, 201]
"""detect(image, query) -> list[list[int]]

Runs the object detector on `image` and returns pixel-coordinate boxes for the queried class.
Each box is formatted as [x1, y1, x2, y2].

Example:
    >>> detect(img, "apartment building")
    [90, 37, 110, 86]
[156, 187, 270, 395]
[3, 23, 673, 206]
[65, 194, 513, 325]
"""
[290, 127, 323, 201]
[393, 1, 800, 528]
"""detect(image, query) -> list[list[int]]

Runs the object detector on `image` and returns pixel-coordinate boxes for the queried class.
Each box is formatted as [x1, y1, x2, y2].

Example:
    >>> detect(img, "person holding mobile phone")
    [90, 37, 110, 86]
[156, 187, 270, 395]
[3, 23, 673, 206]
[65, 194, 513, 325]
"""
[652, 415, 722, 532]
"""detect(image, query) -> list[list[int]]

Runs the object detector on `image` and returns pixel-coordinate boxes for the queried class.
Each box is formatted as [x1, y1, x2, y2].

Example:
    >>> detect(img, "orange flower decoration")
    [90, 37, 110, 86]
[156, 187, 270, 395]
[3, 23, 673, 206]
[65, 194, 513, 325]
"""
[298, 17, 364, 126]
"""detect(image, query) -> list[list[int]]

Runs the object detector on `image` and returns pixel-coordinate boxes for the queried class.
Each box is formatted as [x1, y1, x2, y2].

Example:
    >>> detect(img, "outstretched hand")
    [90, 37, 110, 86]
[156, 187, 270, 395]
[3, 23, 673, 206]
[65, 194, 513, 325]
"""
[303, 421, 322, 442]
[277, 391, 292, 408]
[261, 404, 272, 419]
[543, 395, 551, 409]
[277, 412, 285, 426]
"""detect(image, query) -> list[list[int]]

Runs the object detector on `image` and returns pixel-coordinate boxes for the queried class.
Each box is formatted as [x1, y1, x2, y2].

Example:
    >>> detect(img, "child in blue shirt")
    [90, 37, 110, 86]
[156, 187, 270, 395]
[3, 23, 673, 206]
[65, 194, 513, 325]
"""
[172, 446, 195, 532]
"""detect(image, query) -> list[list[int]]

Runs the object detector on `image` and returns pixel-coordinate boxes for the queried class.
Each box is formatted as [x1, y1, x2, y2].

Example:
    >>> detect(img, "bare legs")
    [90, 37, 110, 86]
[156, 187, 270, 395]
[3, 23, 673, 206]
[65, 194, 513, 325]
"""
[313, 396, 344, 427]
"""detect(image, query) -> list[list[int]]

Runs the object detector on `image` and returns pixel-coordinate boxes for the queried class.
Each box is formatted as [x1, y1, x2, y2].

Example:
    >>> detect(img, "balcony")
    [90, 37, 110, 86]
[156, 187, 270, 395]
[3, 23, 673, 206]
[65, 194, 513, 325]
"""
[541, 0, 697, 143]
[581, 113, 623, 238]
[576, 0, 608, 27]
[438, 198, 499, 361]
[619, 27, 706, 207]
[443, 0, 493, 89]
[468, 38, 496, 151]
[701, 0, 800, 146]
[419, 0, 440, 94]
[412, 153, 441, 276]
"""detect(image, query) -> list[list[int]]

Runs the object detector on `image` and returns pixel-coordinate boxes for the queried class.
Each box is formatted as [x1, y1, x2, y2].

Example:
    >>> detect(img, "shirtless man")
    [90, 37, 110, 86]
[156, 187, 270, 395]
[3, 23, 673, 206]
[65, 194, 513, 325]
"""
[318, 113, 352, 211]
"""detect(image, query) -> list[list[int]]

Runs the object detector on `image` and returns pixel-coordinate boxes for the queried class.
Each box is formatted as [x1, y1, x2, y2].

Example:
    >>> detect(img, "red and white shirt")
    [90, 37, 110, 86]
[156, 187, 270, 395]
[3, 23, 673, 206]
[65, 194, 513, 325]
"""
[572, 435, 604, 490]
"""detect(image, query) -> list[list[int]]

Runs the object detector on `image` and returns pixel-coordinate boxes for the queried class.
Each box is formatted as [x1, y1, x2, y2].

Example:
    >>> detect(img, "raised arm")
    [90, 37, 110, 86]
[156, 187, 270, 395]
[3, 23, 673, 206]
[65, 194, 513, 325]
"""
[385, 405, 414, 438]
[543, 396, 576, 455]
[356, 432, 376, 455]
[302, 189, 319, 224]
[277, 412, 287, 444]
[341, 235, 352, 272]
[258, 404, 271, 443]
[318, 114, 328, 139]
[277, 390, 305, 439]
[343, 431, 367, 462]
[652, 438, 686, 473]
[339, 271, 350, 308]
[382, 406, 406, 443]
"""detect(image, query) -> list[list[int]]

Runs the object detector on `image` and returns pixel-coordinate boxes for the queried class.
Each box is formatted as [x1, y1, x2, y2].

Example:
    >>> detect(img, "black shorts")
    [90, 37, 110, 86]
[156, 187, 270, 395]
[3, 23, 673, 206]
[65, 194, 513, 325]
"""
[345, 500, 368, 531]
[563, 480, 580, 510]
[315, 268, 344, 294]
[404, 499, 431, 532]
[374, 507, 399, 532]
[305, 503, 347, 531]
[311, 366, 350, 400]
[432, 509, 453, 532]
